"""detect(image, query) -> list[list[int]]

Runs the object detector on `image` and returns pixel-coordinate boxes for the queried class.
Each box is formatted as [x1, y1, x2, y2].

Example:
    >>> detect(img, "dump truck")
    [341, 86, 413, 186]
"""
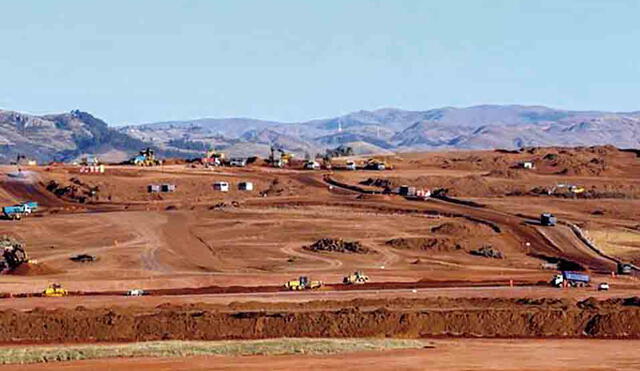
[618, 262, 633, 275]
[284, 276, 323, 291]
[43, 283, 68, 297]
[540, 213, 557, 226]
[2, 205, 25, 220]
[551, 271, 590, 288]
[343, 271, 369, 285]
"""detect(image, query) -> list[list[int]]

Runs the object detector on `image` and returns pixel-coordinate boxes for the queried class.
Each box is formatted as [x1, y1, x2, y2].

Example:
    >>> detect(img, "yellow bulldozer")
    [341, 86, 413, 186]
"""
[43, 283, 68, 297]
[284, 276, 323, 291]
[343, 271, 369, 285]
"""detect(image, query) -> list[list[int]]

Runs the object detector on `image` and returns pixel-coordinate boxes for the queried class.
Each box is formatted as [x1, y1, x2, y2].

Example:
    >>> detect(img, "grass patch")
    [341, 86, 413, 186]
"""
[589, 229, 640, 257]
[0, 338, 427, 365]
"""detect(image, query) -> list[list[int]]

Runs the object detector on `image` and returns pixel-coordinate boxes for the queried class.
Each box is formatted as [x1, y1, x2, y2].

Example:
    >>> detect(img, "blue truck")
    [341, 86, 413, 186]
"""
[2, 201, 39, 220]
[551, 271, 590, 287]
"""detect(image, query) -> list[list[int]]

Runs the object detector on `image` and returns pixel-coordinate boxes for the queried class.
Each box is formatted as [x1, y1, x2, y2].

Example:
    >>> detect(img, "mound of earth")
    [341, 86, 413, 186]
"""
[303, 238, 371, 254]
[386, 237, 464, 252]
[359, 178, 394, 189]
[6, 263, 59, 276]
[469, 245, 504, 259]
[430, 222, 494, 236]
[484, 169, 527, 179]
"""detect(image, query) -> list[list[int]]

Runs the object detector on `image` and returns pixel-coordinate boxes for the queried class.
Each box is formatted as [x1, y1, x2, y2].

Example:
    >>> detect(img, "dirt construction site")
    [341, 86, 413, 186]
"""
[1, 145, 639, 369]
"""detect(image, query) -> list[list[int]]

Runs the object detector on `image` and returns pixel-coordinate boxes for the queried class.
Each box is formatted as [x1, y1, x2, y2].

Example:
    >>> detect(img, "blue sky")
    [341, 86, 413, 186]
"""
[1, 0, 639, 125]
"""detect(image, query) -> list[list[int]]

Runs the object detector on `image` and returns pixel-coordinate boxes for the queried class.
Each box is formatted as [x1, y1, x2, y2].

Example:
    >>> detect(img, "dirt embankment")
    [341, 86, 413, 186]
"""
[2, 297, 640, 343]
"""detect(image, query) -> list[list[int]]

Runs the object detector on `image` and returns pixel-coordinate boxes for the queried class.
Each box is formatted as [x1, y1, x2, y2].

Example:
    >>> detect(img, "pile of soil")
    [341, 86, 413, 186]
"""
[359, 178, 394, 189]
[386, 237, 464, 252]
[6, 263, 59, 276]
[261, 178, 299, 197]
[70, 254, 96, 263]
[484, 169, 527, 179]
[303, 238, 371, 254]
[469, 245, 504, 259]
[1, 297, 639, 343]
[431, 222, 497, 236]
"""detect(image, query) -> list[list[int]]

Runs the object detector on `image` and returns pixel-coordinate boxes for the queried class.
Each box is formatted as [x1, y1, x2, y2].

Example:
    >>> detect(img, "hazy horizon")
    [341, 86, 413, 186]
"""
[2, 0, 639, 125]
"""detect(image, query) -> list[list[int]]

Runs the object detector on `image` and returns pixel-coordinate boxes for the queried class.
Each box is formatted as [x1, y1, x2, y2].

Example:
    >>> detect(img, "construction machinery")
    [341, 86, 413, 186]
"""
[540, 213, 557, 226]
[269, 147, 294, 168]
[547, 183, 585, 196]
[43, 283, 68, 297]
[343, 271, 369, 285]
[284, 276, 323, 291]
[201, 149, 225, 167]
[363, 158, 391, 171]
[2, 202, 38, 220]
[131, 148, 161, 167]
[0, 236, 29, 271]
[551, 271, 590, 288]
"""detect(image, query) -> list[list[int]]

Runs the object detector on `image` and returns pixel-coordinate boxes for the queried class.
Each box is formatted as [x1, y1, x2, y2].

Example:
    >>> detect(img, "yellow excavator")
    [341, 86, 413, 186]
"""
[43, 283, 68, 297]
[284, 276, 323, 291]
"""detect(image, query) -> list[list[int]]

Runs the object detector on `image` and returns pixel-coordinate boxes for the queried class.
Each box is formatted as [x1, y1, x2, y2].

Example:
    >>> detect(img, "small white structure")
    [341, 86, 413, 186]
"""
[238, 181, 253, 191]
[213, 181, 230, 192]
[304, 161, 320, 170]
[229, 158, 247, 167]
[345, 161, 357, 171]
[522, 161, 535, 169]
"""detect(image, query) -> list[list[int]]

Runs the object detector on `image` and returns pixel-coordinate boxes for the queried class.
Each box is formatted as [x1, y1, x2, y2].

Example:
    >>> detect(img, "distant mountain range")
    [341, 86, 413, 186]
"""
[1, 105, 639, 163]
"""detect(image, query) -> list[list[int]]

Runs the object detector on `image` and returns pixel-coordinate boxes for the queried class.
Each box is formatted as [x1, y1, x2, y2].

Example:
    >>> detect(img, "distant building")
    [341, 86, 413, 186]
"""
[213, 181, 230, 192]
[238, 182, 253, 191]
[522, 161, 535, 169]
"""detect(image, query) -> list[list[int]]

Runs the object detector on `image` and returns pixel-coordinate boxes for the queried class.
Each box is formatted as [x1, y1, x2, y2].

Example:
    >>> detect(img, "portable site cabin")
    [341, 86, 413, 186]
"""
[148, 184, 161, 193]
[238, 182, 253, 191]
[523, 161, 535, 169]
[213, 181, 230, 192]
[161, 184, 176, 192]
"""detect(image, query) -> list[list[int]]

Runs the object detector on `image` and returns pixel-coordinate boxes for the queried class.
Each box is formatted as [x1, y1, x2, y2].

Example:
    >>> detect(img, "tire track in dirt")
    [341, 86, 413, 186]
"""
[280, 243, 343, 271]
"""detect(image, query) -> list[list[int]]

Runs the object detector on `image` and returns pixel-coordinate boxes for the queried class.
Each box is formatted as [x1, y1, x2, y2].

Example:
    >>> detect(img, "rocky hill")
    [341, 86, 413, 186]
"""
[1, 105, 639, 163]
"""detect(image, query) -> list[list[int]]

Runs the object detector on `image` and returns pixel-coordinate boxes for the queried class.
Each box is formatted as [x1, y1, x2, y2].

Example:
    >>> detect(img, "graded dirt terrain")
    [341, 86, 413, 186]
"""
[0, 146, 638, 367]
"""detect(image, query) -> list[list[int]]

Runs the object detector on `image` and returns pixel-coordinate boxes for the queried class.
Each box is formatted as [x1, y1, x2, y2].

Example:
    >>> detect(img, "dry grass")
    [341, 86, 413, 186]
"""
[0, 338, 427, 365]
[588, 228, 640, 258]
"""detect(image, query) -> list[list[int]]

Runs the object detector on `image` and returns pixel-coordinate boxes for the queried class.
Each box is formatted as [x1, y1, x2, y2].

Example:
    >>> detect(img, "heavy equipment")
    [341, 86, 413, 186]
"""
[551, 271, 590, 288]
[343, 271, 369, 285]
[43, 283, 68, 297]
[363, 158, 391, 171]
[284, 276, 323, 290]
[269, 147, 294, 168]
[0, 236, 29, 271]
[2, 202, 37, 220]
[131, 148, 161, 167]
[540, 213, 557, 226]
[201, 149, 225, 167]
